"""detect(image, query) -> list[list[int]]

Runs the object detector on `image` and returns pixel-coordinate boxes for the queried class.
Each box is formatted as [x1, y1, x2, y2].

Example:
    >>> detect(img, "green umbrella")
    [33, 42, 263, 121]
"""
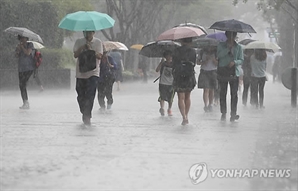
[58, 11, 115, 31]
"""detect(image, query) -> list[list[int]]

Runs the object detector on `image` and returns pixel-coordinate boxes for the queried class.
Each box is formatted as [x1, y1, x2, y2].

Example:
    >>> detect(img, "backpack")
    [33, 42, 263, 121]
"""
[78, 49, 96, 73]
[32, 49, 42, 68]
[174, 60, 195, 78]
[173, 47, 196, 78]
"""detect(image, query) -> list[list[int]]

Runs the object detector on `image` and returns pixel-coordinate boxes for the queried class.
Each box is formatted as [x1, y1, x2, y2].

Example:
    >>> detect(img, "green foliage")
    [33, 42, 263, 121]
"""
[0, 47, 74, 70]
[232, 0, 298, 69]
[40, 48, 75, 69]
[0, 1, 63, 49]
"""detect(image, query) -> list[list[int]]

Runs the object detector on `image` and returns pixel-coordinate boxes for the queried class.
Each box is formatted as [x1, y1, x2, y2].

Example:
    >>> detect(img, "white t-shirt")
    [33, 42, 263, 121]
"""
[200, 52, 217, 71]
[159, 63, 173, 86]
[73, 37, 103, 79]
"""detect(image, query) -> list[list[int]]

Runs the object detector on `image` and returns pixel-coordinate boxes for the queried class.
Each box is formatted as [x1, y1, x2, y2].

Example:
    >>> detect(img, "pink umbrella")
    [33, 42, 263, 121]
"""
[157, 26, 205, 41]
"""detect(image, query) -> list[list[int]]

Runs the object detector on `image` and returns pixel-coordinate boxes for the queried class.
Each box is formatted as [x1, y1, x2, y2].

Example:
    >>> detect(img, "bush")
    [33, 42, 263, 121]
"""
[40, 48, 75, 70]
[0, 48, 75, 70]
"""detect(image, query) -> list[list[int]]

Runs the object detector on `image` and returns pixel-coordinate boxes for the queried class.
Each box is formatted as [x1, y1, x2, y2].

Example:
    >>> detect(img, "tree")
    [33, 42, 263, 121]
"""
[233, 0, 298, 69]
[93, 0, 233, 71]
[0, 0, 93, 71]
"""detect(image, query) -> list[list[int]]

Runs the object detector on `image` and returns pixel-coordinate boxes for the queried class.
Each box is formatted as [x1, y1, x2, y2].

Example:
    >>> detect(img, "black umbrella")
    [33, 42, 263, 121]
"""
[139, 40, 181, 58]
[238, 39, 256, 45]
[209, 19, 256, 33]
[192, 37, 219, 48]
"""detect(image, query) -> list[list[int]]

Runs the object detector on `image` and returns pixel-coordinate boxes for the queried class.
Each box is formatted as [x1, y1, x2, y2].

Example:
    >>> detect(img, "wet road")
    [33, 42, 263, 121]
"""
[0, 77, 297, 190]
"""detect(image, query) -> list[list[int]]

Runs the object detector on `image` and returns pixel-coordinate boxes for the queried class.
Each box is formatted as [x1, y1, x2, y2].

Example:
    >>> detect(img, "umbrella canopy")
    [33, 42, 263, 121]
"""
[58, 11, 115, 31]
[139, 40, 181, 58]
[103, 41, 128, 51]
[192, 38, 219, 48]
[206, 32, 227, 41]
[238, 39, 256, 45]
[243, 41, 281, 53]
[209, 19, 256, 33]
[157, 26, 206, 41]
[28, 41, 44, 49]
[174, 22, 208, 35]
[130, 44, 143, 50]
[4, 27, 43, 43]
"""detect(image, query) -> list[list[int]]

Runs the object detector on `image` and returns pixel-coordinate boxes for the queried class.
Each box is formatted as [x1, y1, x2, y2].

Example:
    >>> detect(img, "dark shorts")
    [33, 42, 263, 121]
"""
[158, 84, 175, 103]
[198, 69, 218, 89]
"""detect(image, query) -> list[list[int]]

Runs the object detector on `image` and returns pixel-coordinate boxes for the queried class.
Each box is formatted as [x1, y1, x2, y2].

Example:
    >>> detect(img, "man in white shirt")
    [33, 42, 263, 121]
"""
[73, 31, 103, 126]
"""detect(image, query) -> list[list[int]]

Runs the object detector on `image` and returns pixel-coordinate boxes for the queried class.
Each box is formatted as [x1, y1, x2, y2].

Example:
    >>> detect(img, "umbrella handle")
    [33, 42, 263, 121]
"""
[153, 76, 160, 83]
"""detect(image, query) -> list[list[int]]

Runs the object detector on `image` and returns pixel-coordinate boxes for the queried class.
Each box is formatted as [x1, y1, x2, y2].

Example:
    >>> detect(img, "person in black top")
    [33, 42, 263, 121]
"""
[172, 37, 196, 125]
[242, 49, 254, 106]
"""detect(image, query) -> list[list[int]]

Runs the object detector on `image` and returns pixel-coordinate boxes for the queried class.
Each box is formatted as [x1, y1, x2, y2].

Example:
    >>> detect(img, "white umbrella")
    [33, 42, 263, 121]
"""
[4, 27, 43, 44]
[103, 41, 128, 51]
[244, 41, 281, 53]
[28, 41, 44, 49]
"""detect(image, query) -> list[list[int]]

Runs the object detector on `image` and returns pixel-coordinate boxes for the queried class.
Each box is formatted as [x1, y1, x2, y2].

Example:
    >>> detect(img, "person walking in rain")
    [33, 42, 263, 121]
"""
[217, 31, 243, 122]
[97, 49, 117, 111]
[109, 50, 124, 91]
[272, 55, 281, 83]
[15, 35, 36, 109]
[138, 56, 148, 83]
[73, 31, 103, 126]
[242, 49, 254, 106]
[250, 49, 267, 109]
[197, 46, 218, 112]
[172, 37, 196, 125]
[155, 50, 175, 116]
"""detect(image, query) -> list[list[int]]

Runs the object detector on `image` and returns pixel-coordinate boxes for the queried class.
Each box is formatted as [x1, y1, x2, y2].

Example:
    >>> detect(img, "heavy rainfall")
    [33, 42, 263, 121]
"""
[0, 0, 297, 190]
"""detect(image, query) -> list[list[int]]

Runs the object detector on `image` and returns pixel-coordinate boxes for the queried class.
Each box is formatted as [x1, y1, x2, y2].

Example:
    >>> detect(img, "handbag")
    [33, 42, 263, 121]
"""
[78, 50, 96, 73]
[217, 65, 237, 82]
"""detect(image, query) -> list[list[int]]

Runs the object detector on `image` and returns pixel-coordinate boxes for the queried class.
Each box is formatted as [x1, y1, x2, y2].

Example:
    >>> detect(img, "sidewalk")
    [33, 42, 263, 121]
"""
[0, 78, 297, 190]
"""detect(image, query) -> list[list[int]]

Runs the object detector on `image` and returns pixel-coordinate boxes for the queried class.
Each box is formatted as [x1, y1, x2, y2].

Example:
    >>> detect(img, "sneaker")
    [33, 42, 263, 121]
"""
[221, 113, 226, 121]
[230, 115, 240, 122]
[107, 104, 112, 110]
[208, 105, 213, 112]
[19, 102, 30, 109]
[167, 109, 173, 116]
[204, 106, 208, 112]
[181, 119, 189, 125]
[159, 108, 165, 116]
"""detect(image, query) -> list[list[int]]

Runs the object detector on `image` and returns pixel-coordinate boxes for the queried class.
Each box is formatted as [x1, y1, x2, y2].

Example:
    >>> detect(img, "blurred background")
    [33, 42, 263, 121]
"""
[0, 0, 297, 89]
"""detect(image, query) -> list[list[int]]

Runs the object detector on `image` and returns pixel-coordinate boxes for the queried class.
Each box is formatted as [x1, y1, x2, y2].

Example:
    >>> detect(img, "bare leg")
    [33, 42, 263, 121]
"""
[177, 92, 187, 121]
[203, 89, 209, 107]
[209, 89, 214, 106]
[168, 101, 172, 110]
[160, 100, 165, 109]
[184, 92, 191, 120]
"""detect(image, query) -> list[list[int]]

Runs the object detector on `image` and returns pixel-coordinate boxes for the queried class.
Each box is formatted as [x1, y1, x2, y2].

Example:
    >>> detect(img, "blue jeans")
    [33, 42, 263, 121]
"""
[76, 76, 99, 118]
